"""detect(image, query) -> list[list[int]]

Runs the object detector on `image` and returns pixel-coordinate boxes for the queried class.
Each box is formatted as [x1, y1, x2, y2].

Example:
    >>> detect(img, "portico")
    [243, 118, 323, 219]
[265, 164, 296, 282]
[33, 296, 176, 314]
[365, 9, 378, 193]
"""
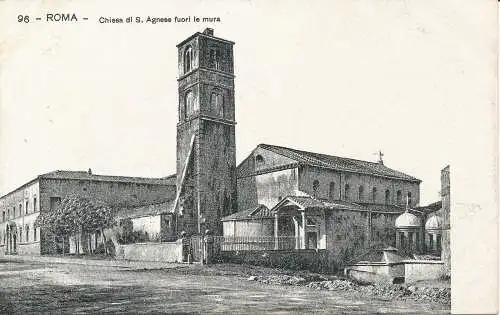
[271, 196, 327, 250]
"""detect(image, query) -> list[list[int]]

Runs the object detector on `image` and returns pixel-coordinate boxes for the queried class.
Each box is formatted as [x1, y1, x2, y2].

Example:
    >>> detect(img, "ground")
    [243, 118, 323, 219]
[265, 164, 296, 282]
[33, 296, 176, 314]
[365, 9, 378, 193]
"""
[0, 256, 450, 314]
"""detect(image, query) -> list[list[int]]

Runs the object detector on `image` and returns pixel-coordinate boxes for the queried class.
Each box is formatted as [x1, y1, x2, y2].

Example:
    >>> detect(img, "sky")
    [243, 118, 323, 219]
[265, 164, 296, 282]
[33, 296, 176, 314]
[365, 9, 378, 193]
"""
[0, 0, 496, 207]
[0, 1, 497, 311]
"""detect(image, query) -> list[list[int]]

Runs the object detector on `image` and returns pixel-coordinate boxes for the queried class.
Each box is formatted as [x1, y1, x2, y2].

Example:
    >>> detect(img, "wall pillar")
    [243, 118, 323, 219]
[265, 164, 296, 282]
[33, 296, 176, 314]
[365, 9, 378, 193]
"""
[292, 216, 299, 249]
[404, 231, 409, 252]
[301, 211, 306, 249]
[396, 230, 400, 248]
[411, 231, 417, 253]
[274, 213, 279, 250]
[432, 233, 438, 252]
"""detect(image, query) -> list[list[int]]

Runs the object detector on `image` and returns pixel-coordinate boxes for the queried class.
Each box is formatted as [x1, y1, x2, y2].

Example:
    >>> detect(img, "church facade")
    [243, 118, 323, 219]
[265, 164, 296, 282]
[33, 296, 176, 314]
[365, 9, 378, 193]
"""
[222, 143, 426, 266]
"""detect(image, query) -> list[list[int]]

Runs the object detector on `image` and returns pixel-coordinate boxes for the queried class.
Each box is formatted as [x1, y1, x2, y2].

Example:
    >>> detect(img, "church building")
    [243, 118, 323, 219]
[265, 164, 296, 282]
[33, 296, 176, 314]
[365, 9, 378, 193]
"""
[0, 29, 449, 274]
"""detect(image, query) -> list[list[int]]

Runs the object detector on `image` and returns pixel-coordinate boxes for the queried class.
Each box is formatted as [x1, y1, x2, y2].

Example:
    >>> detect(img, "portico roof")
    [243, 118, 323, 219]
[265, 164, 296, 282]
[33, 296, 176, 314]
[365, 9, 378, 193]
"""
[270, 196, 367, 213]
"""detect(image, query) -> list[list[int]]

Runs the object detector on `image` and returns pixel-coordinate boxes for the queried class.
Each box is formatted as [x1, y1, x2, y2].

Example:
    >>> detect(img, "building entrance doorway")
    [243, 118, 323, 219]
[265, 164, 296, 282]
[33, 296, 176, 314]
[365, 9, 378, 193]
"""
[306, 232, 318, 249]
[5, 222, 17, 255]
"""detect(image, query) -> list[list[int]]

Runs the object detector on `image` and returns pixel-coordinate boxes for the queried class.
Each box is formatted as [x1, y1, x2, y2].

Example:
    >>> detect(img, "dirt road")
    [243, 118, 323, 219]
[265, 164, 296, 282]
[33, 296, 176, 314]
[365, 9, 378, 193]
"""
[0, 258, 450, 314]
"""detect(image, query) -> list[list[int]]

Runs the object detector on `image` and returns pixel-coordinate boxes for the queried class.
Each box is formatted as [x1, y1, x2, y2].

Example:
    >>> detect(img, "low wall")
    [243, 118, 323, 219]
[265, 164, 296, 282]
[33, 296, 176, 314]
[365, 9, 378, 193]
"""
[345, 260, 445, 284]
[219, 250, 331, 273]
[344, 263, 405, 284]
[115, 240, 183, 263]
[17, 242, 41, 255]
[0, 243, 40, 256]
[403, 260, 445, 283]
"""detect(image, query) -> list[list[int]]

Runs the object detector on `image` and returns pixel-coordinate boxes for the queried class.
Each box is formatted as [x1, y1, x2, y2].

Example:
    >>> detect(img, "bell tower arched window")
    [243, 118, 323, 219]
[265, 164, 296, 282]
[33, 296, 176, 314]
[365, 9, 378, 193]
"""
[329, 182, 335, 200]
[313, 180, 320, 198]
[185, 90, 196, 116]
[385, 189, 391, 205]
[344, 184, 350, 201]
[396, 190, 402, 204]
[372, 187, 377, 203]
[210, 91, 224, 117]
[358, 185, 364, 202]
[184, 46, 193, 74]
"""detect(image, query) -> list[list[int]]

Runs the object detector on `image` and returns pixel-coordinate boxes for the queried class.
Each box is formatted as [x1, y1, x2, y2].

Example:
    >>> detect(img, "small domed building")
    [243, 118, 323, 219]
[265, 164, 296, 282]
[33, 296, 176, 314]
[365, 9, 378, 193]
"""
[425, 214, 443, 255]
[395, 210, 423, 254]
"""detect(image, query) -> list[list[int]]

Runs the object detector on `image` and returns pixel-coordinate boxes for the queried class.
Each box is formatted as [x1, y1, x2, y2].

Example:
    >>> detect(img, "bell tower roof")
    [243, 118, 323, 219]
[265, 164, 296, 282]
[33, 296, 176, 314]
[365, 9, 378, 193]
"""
[176, 29, 235, 48]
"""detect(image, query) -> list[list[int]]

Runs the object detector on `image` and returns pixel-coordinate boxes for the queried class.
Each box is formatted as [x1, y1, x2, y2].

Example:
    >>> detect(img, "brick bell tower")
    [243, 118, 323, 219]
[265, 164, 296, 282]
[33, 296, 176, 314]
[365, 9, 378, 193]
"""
[175, 28, 237, 236]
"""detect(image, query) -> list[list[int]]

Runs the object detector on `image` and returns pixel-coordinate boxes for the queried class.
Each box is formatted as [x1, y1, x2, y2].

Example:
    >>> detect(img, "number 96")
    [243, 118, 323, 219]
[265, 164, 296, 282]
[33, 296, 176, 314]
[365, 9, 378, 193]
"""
[18, 15, 29, 23]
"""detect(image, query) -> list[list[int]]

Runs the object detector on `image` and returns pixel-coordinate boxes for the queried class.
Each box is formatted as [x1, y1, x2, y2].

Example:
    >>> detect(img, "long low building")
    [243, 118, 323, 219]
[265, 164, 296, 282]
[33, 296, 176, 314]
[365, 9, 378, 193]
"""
[0, 170, 175, 255]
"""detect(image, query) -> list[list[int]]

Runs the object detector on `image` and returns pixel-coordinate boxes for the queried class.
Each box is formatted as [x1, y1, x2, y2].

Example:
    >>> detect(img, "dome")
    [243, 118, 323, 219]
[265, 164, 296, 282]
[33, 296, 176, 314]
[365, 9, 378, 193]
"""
[425, 215, 443, 231]
[395, 212, 421, 228]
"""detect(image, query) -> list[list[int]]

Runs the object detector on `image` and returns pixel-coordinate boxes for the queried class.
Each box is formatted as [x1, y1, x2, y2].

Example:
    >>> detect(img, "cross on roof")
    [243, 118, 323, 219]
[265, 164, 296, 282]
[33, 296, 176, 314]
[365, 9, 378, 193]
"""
[373, 150, 384, 164]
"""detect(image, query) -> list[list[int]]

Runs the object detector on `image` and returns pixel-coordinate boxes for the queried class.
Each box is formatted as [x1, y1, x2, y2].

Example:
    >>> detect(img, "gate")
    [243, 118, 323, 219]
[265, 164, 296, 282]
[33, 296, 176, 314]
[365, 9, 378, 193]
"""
[189, 235, 203, 262]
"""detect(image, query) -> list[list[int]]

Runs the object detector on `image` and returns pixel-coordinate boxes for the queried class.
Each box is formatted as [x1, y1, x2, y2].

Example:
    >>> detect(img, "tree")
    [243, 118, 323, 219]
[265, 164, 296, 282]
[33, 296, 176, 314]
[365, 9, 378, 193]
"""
[35, 196, 117, 255]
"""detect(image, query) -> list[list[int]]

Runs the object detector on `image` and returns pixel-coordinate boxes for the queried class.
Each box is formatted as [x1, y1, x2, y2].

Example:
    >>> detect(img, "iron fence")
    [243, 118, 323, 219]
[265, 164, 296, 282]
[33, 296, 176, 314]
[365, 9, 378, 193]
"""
[213, 235, 297, 251]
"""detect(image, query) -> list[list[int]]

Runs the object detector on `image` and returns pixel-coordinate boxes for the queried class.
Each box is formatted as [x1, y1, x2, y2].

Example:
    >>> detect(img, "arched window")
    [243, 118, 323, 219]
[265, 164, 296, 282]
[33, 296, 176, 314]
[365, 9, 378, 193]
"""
[385, 189, 391, 205]
[313, 180, 320, 198]
[329, 182, 335, 200]
[210, 91, 224, 117]
[358, 185, 364, 202]
[185, 90, 196, 116]
[255, 154, 264, 163]
[25, 225, 29, 242]
[33, 227, 37, 242]
[396, 190, 402, 204]
[344, 184, 350, 200]
[210, 49, 222, 70]
[184, 46, 193, 74]
[407, 192, 412, 205]
[372, 187, 377, 203]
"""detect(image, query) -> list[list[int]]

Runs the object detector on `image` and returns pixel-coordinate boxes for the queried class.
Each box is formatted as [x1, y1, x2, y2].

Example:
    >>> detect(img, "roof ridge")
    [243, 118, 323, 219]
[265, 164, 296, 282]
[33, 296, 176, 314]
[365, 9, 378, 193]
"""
[258, 143, 419, 182]
[40, 170, 168, 180]
[259, 143, 380, 165]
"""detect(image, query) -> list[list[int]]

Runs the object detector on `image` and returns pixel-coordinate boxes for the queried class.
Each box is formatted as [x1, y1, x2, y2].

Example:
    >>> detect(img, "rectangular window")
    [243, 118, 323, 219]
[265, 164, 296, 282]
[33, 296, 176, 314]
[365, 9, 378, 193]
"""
[50, 197, 62, 211]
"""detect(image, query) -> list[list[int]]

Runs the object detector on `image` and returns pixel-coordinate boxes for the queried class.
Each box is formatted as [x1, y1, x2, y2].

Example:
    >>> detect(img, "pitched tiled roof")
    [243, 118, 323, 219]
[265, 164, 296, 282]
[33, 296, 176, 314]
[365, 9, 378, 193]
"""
[257, 144, 420, 182]
[280, 196, 367, 212]
[272, 196, 405, 214]
[117, 199, 175, 219]
[415, 201, 442, 214]
[39, 170, 176, 186]
[221, 204, 272, 221]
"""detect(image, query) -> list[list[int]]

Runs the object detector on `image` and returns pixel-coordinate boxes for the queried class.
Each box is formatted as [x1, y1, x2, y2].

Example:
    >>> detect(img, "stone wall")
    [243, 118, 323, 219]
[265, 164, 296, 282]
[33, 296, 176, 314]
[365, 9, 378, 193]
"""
[404, 260, 445, 283]
[16, 241, 41, 255]
[325, 209, 398, 268]
[345, 263, 405, 284]
[115, 241, 183, 263]
[299, 165, 420, 207]
[219, 249, 331, 273]
[39, 178, 174, 212]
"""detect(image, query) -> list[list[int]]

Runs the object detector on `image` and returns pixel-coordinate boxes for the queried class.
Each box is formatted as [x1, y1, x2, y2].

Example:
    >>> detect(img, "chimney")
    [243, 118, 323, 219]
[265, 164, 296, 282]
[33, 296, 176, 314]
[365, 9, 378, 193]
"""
[88, 168, 92, 175]
[203, 28, 214, 36]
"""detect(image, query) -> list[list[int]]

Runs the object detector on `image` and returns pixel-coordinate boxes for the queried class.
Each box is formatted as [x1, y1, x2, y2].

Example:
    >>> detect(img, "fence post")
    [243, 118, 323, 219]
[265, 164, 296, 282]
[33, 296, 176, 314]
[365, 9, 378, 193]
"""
[203, 230, 214, 265]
